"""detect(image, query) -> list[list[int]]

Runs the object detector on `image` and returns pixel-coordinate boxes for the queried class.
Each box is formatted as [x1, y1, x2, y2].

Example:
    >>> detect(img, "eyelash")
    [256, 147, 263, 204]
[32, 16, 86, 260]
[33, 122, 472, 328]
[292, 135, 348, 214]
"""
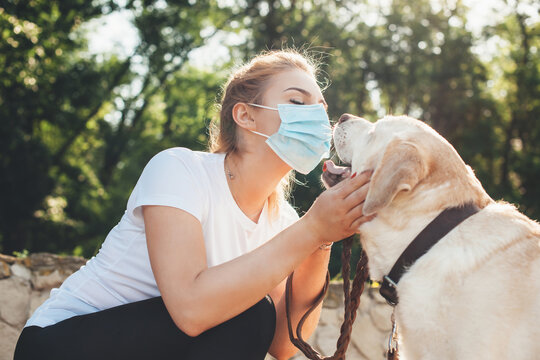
[290, 99, 304, 105]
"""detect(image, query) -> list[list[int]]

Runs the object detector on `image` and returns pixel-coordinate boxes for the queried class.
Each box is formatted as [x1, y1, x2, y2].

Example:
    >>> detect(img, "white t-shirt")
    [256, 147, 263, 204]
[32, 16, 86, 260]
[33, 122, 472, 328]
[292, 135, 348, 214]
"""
[25, 148, 299, 328]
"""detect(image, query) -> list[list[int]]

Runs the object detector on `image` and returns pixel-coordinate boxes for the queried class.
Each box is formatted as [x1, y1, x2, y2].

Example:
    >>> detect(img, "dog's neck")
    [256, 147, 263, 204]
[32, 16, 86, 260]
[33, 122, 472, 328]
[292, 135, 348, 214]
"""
[359, 182, 458, 281]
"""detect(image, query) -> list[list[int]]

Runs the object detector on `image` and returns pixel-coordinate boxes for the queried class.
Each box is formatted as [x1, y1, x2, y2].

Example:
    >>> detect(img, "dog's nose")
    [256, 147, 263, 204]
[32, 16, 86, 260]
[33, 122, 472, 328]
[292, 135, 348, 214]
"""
[338, 114, 352, 124]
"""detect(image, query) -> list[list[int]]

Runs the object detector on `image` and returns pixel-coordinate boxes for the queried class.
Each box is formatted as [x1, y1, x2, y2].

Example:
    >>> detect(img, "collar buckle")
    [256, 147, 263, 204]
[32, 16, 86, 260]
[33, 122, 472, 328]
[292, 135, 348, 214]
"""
[380, 275, 399, 306]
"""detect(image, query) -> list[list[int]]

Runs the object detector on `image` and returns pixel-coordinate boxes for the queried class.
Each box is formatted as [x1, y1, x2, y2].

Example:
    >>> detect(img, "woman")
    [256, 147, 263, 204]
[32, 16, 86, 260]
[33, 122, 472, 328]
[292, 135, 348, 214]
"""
[14, 49, 373, 360]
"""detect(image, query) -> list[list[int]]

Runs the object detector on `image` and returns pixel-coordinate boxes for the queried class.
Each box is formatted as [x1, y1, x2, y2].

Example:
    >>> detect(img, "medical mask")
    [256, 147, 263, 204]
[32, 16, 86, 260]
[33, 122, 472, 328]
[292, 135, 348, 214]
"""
[248, 103, 332, 174]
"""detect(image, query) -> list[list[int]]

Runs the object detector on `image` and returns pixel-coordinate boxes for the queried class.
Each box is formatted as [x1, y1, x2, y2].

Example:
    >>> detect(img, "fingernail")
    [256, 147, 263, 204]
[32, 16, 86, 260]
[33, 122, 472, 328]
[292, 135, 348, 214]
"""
[322, 162, 327, 172]
[351, 172, 357, 178]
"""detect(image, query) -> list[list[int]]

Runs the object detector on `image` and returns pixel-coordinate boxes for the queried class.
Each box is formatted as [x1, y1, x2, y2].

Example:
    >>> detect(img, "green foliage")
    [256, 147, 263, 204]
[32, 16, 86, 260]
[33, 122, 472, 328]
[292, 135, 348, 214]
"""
[0, 0, 538, 276]
[0, 0, 119, 254]
[12, 249, 29, 259]
[486, 5, 540, 218]
[0, 0, 225, 257]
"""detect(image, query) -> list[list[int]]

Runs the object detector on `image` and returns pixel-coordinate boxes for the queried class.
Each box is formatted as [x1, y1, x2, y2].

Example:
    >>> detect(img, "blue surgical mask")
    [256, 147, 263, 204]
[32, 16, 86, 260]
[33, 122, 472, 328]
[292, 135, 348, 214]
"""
[248, 103, 332, 174]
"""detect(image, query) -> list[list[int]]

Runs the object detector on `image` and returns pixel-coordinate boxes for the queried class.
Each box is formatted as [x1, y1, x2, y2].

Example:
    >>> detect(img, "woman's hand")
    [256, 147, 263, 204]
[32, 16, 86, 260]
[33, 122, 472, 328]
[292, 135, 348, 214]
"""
[302, 170, 375, 245]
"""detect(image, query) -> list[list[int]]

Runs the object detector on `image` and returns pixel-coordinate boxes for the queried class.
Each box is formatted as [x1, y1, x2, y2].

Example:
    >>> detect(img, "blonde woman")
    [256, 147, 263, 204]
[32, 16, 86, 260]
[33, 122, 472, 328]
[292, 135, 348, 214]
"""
[14, 49, 373, 360]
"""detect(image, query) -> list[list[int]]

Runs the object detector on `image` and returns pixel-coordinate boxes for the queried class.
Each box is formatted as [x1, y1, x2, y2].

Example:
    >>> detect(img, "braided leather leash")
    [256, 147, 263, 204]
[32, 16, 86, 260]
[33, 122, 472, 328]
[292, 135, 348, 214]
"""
[285, 236, 372, 360]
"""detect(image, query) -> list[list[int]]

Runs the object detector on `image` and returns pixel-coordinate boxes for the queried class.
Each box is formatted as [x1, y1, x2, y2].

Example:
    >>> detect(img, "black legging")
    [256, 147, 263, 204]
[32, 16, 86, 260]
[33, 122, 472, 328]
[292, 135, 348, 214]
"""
[14, 295, 276, 360]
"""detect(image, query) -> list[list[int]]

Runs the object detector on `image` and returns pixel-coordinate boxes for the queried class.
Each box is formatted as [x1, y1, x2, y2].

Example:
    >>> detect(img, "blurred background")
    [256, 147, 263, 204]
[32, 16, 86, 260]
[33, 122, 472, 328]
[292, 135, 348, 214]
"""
[0, 0, 538, 278]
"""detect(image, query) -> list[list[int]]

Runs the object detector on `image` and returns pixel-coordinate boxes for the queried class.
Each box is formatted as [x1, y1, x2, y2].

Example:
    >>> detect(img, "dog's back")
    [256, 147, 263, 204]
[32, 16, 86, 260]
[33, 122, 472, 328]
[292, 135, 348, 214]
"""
[397, 202, 540, 359]
[329, 114, 540, 359]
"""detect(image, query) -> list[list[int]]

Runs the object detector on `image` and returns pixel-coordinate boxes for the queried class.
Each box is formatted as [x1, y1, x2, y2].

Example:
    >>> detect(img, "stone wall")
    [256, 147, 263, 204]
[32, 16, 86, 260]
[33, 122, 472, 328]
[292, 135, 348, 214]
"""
[0, 253, 87, 360]
[0, 253, 393, 360]
[268, 283, 394, 360]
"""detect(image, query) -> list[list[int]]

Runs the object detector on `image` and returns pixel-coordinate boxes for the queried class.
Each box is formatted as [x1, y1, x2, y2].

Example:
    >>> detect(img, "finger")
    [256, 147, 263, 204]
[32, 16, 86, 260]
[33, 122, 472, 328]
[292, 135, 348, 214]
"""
[330, 169, 371, 198]
[344, 181, 370, 207]
[337, 170, 373, 199]
[350, 213, 377, 231]
[346, 201, 365, 219]
[341, 183, 369, 214]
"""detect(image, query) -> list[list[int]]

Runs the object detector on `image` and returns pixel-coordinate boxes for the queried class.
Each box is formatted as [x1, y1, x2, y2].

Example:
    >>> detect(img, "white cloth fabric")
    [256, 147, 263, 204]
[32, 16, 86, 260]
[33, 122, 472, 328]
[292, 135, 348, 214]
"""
[25, 148, 299, 328]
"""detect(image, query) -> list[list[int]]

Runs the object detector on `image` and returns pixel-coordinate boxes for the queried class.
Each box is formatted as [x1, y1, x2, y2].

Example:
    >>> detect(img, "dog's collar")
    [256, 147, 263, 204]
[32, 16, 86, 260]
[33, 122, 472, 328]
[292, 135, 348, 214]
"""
[379, 203, 481, 306]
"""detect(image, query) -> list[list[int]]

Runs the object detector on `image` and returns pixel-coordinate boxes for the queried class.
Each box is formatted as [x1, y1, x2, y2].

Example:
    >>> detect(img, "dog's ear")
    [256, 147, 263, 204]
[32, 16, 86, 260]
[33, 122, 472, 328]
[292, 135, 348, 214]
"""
[363, 139, 427, 215]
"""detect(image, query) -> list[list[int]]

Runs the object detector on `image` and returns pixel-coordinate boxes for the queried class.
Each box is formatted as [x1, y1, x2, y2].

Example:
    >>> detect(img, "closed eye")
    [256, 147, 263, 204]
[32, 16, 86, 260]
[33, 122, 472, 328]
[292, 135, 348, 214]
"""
[290, 99, 305, 105]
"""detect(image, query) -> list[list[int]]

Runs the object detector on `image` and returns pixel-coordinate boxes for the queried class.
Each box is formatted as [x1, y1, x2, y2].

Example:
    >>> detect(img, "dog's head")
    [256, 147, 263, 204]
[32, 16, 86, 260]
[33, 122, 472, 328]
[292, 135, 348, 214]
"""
[323, 114, 491, 217]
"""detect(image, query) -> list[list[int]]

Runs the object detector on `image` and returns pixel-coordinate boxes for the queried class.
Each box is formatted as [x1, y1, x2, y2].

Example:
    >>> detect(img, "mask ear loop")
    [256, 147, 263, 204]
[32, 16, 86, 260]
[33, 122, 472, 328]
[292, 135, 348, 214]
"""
[247, 103, 278, 111]
[250, 130, 270, 138]
[246, 103, 275, 138]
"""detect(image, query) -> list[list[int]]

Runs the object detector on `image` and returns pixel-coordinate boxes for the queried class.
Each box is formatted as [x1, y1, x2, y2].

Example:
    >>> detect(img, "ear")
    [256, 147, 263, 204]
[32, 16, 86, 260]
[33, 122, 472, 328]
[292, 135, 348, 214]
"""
[363, 139, 428, 215]
[232, 103, 256, 131]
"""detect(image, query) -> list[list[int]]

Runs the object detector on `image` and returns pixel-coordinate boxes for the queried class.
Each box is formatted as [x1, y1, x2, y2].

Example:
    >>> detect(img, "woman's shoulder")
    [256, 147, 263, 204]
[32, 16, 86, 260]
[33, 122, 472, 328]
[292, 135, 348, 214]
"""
[136, 147, 218, 191]
[129, 147, 216, 222]
[147, 147, 222, 172]
[151, 147, 217, 162]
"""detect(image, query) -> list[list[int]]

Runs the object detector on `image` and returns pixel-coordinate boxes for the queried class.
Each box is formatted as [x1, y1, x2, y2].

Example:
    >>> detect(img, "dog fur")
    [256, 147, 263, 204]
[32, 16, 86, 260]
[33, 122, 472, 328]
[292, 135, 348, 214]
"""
[330, 114, 540, 359]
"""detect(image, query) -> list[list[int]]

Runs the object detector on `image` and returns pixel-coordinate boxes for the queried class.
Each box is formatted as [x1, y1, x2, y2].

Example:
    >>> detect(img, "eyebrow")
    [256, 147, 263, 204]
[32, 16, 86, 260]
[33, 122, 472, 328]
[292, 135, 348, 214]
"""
[284, 87, 328, 108]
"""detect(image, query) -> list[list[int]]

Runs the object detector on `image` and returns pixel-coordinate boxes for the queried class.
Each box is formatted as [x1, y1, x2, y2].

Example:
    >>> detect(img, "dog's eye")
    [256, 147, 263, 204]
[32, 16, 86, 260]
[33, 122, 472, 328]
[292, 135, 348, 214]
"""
[290, 99, 305, 105]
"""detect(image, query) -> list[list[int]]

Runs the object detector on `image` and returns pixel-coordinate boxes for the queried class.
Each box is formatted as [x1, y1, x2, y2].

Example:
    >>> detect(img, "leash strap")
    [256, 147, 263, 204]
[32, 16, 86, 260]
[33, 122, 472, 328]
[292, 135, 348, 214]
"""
[386, 308, 399, 360]
[285, 270, 331, 359]
[387, 348, 399, 360]
[285, 236, 369, 360]
[380, 203, 480, 306]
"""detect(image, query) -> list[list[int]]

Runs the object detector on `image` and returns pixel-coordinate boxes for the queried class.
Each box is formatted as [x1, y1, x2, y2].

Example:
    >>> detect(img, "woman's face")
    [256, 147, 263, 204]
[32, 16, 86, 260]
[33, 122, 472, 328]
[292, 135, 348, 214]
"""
[250, 68, 328, 137]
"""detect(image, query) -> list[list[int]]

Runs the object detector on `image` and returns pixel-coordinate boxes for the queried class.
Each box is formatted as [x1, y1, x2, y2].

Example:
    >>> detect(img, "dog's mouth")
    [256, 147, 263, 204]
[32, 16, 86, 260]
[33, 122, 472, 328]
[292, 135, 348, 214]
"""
[321, 160, 352, 188]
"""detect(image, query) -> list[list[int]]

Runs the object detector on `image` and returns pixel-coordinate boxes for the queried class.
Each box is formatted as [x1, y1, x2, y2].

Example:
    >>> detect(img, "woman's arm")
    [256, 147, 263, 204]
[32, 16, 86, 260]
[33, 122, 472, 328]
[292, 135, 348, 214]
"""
[143, 171, 371, 339]
[267, 246, 331, 359]
[268, 173, 373, 359]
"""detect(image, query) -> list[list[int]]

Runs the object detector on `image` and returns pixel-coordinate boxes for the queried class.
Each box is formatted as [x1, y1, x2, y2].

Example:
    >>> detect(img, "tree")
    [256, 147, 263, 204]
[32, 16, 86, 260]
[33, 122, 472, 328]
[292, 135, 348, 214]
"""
[489, 0, 540, 218]
[1, 0, 537, 264]
[0, 0, 122, 254]
[0, 0, 229, 255]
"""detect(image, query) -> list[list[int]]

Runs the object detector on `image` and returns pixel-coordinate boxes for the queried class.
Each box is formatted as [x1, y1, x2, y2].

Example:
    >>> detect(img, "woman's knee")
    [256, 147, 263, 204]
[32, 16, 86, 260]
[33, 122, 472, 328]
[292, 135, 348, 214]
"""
[249, 295, 277, 345]
[184, 295, 277, 359]
[13, 326, 44, 360]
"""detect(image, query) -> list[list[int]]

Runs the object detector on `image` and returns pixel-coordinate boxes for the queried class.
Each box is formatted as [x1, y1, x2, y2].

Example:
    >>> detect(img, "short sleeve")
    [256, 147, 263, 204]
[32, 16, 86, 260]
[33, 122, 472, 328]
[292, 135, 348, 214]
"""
[129, 148, 206, 224]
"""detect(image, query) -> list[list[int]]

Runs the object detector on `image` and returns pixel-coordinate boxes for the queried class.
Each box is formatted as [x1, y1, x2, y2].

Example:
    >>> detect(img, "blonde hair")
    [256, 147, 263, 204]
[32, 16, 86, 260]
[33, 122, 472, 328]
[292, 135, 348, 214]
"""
[208, 49, 322, 220]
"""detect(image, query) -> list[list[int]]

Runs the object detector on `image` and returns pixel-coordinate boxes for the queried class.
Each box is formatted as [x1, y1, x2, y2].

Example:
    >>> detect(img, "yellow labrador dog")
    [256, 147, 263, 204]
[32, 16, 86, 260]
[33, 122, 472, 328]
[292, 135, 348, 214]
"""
[322, 114, 540, 360]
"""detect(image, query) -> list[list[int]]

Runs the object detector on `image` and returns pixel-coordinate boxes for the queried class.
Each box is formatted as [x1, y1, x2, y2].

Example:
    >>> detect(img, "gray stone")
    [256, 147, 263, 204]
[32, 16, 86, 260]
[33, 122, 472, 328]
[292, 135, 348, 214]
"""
[10, 263, 31, 281]
[323, 282, 345, 309]
[0, 254, 17, 265]
[28, 252, 86, 273]
[341, 343, 366, 360]
[0, 321, 20, 360]
[318, 306, 342, 327]
[351, 309, 389, 360]
[0, 251, 395, 360]
[27, 253, 58, 270]
[0, 261, 10, 279]
[315, 321, 341, 355]
[369, 300, 393, 332]
[0, 277, 31, 327]
[31, 269, 65, 290]
[357, 287, 374, 314]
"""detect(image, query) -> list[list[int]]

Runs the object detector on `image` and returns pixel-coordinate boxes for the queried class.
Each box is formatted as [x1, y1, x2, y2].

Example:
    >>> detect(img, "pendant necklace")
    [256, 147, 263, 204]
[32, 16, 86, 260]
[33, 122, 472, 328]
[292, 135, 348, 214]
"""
[225, 154, 235, 180]
[224, 154, 263, 220]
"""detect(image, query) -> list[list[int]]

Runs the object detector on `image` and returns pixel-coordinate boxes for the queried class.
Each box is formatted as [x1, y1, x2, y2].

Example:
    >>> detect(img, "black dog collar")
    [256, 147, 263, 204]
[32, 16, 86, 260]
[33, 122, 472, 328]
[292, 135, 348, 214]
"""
[380, 203, 481, 306]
